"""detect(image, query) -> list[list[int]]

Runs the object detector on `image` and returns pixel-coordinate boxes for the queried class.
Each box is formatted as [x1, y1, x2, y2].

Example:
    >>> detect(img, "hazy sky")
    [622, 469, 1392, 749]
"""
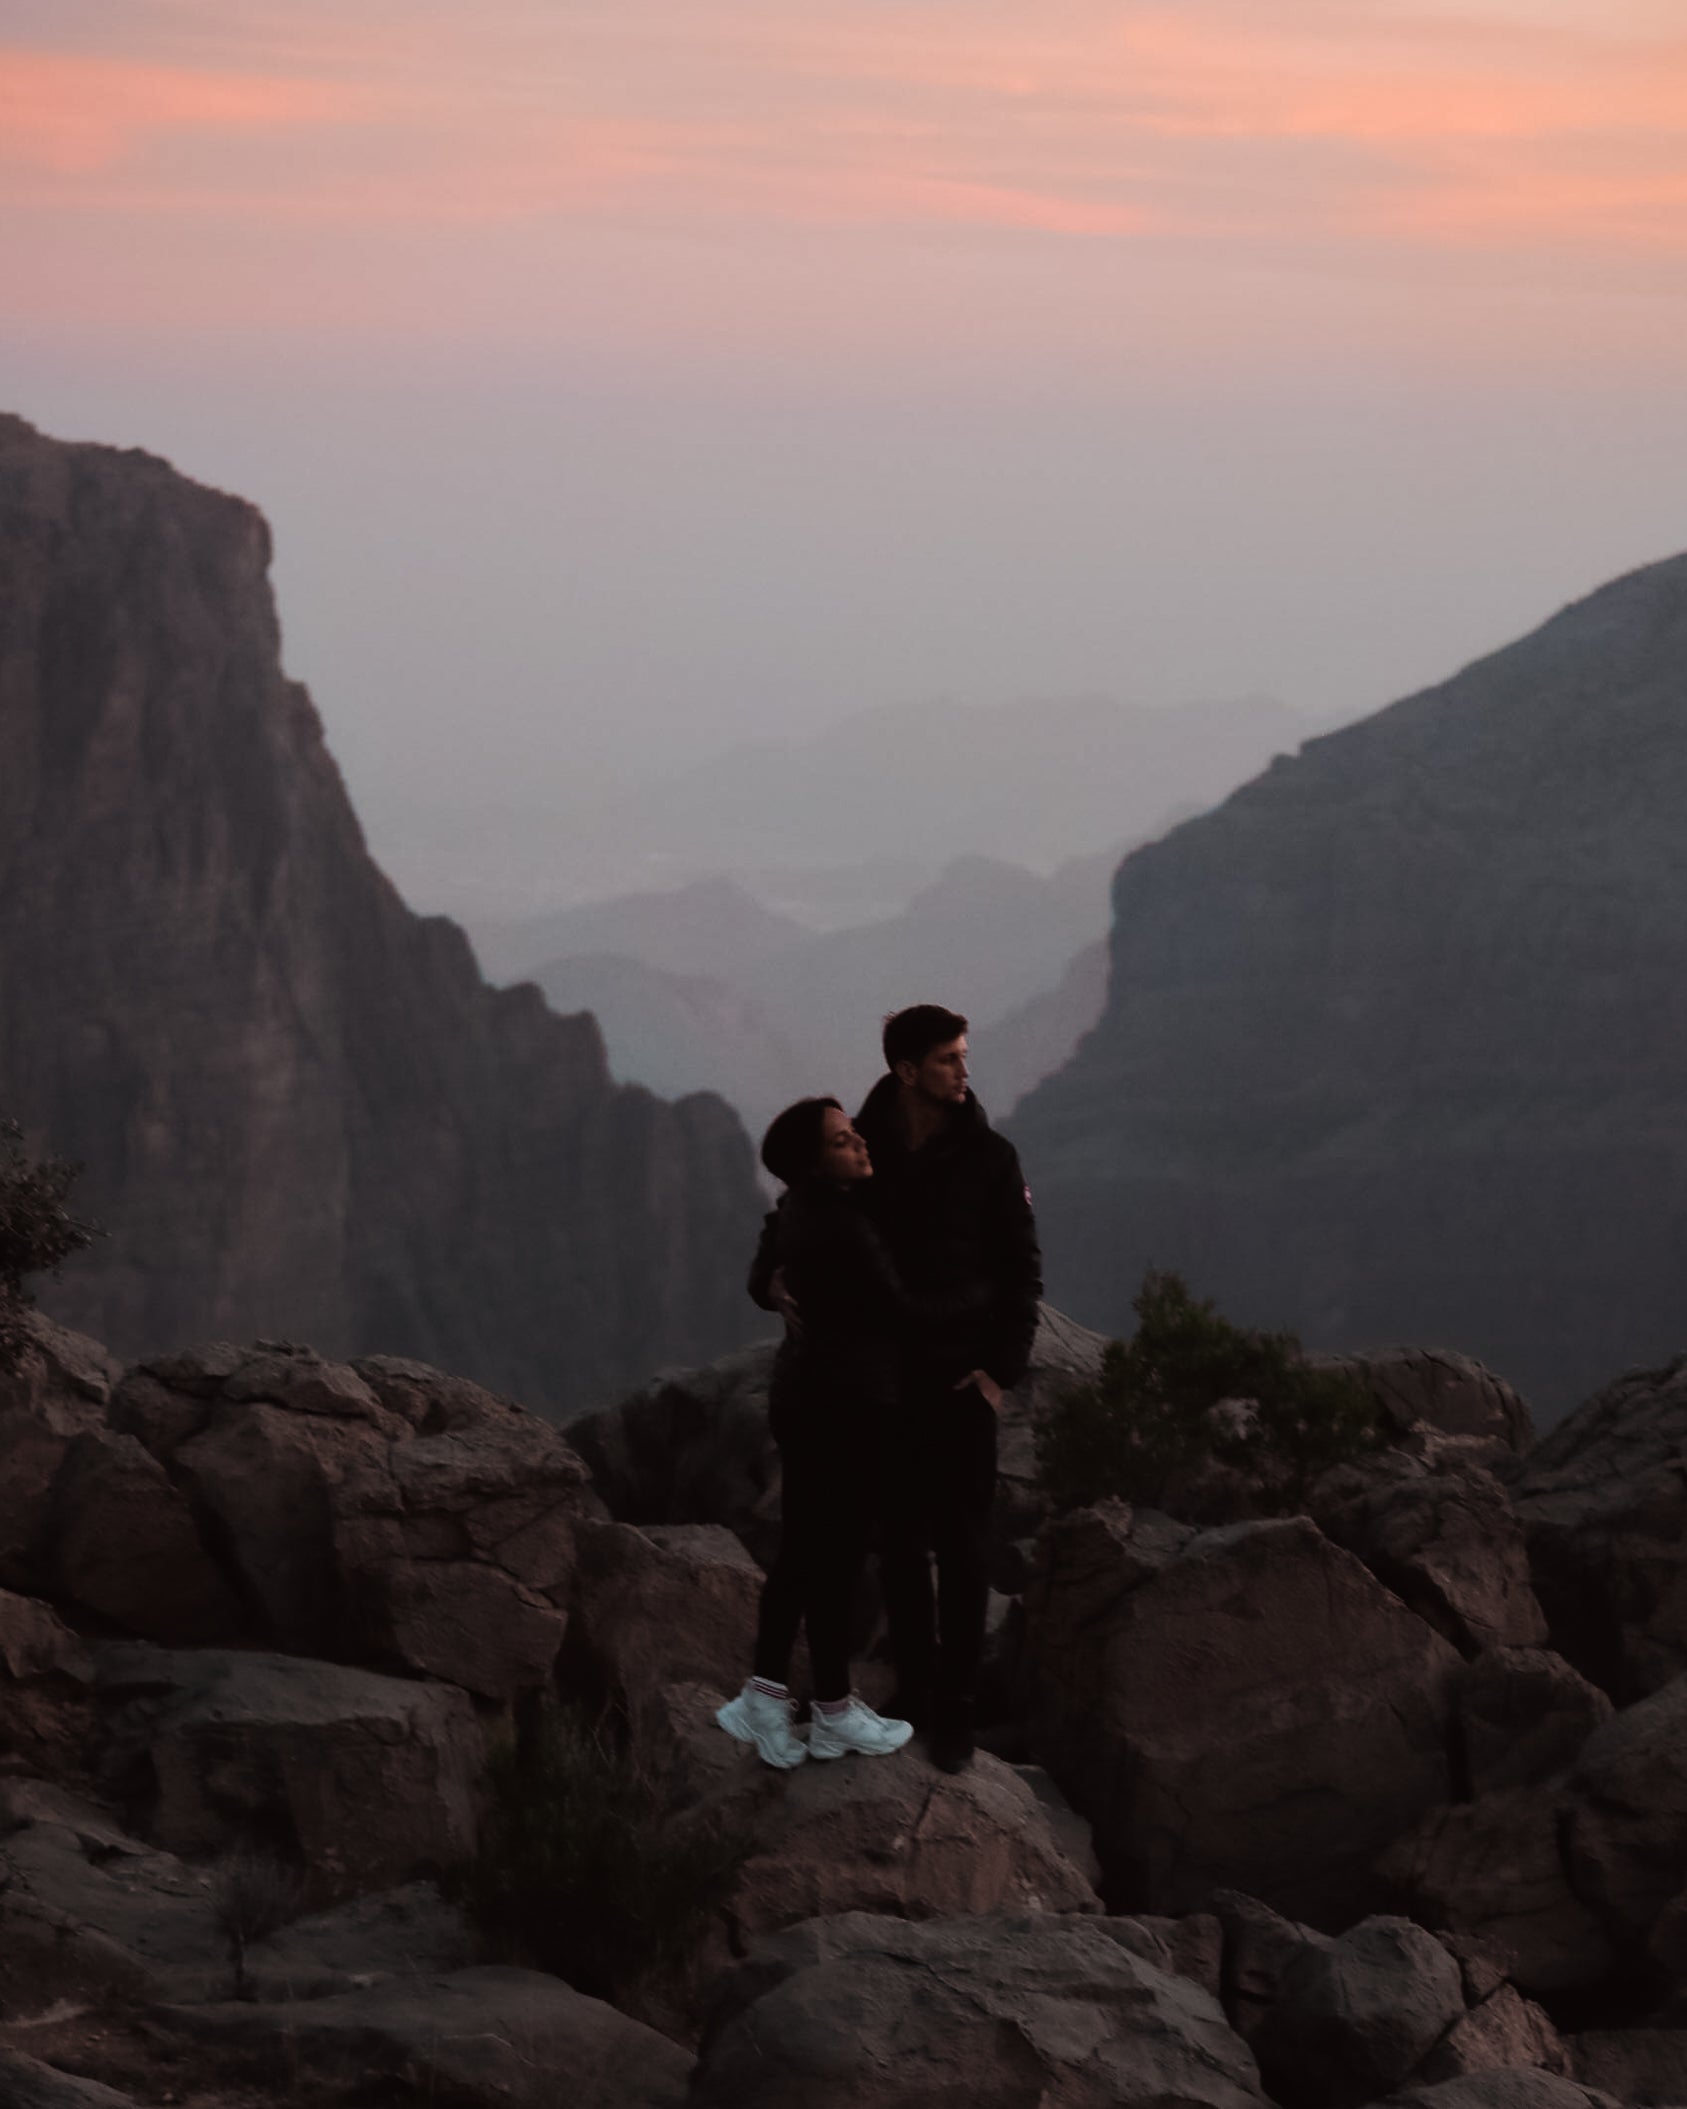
[5, 1, 1687, 908]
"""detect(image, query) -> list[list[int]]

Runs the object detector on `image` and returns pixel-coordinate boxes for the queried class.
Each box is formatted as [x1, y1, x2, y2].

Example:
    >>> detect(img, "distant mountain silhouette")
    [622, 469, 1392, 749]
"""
[447, 692, 1309, 914]
[529, 952, 812, 1142]
[1011, 554, 1687, 1419]
[0, 415, 764, 1414]
[517, 851, 1123, 1130]
[475, 876, 808, 985]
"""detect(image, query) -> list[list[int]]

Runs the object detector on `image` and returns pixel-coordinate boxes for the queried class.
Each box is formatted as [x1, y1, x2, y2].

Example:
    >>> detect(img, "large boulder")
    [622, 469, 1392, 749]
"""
[1377, 1789, 1617, 1996]
[691, 1911, 1270, 2109]
[0, 1775, 471, 2016]
[1568, 2029, 1687, 2104]
[0, 1589, 95, 1775]
[1254, 1916, 1466, 2109]
[1314, 1349, 1533, 1452]
[566, 1521, 765, 1719]
[1025, 1504, 1461, 1923]
[93, 1340, 591, 1695]
[1316, 1443, 1547, 1658]
[1454, 1649, 1611, 1797]
[1372, 2076, 1615, 2109]
[96, 1644, 483, 1902]
[628, 1677, 1100, 1966]
[1514, 1355, 1687, 1702]
[49, 1429, 237, 1645]
[568, 1342, 784, 1563]
[1563, 1671, 1687, 1950]
[0, 1317, 118, 1593]
[0, 1779, 226, 2012]
[162, 1965, 693, 2108]
[0, 2054, 140, 2108]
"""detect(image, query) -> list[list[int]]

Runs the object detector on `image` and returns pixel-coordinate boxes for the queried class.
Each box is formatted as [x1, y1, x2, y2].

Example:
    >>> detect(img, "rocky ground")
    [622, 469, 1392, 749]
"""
[4, 1308, 1687, 2106]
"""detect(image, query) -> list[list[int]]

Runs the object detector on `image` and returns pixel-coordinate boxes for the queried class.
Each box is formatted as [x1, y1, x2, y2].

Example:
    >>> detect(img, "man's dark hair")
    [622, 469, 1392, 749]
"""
[882, 1005, 968, 1073]
[760, 1096, 844, 1187]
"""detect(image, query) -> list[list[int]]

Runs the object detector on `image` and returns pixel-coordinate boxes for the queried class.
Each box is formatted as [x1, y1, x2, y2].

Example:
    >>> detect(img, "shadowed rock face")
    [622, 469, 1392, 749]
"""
[0, 415, 763, 1414]
[1011, 553, 1687, 1421]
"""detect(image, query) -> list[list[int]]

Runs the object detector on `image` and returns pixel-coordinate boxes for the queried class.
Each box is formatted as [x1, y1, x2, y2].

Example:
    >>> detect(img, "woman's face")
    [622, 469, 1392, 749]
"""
[818, 1104, 873, 1184]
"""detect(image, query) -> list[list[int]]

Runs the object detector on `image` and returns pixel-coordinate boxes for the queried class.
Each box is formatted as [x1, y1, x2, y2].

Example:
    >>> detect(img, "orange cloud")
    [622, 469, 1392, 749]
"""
[0, 48, 371, 175]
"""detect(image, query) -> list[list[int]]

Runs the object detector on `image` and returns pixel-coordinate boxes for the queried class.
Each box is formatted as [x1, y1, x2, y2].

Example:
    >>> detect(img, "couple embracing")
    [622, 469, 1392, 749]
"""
[716, 1004, 1042, 1776]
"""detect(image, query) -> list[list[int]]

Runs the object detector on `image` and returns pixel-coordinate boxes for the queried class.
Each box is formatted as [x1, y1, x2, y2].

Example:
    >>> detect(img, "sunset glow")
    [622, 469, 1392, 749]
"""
[4, 4, 1684, 273]
[6, 0, 1685, 874]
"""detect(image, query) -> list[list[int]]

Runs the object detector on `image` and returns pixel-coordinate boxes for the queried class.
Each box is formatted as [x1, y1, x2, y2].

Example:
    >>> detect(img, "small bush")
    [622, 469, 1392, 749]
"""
[460, 1704, 746, 2005]
[1037, 1269, 1383, 1519]
[0, 1118, 98, 1369]
[213, 1849, 308, 1997]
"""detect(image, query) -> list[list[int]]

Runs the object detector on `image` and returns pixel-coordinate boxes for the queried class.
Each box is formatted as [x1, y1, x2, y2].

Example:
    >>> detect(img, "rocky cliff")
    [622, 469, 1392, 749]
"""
[0, 415, 763, 1413]
[1012, 555, 1687, 1416]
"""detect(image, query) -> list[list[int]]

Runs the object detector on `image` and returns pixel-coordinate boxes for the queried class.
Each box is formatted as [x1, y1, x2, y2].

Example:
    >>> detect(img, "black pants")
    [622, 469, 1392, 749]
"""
[752, 1406, 875, 1701]
[879, 1375, 998, 1703]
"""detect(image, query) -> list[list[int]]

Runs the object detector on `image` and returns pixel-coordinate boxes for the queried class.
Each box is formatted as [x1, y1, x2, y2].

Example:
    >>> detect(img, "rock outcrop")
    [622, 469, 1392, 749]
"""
[1012, 553, 1687, 1419]
[1513, 1355, 1687, 1702]
[0, 413, 763, 1414]
[1024, 1503, 1462, 1924]
[691, 1912, 1271, 2109]
[3, 1328, 598, 1695]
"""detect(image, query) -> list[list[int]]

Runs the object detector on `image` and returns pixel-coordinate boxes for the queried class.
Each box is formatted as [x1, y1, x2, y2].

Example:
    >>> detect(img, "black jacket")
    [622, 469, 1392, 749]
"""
[753, 1178, 988, 1426]
[850, 1076, 1042, 1391]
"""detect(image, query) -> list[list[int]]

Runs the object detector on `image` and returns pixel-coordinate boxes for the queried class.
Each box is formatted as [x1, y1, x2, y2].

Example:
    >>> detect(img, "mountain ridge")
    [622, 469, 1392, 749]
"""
[0, 413, 763, 1414]
[1011, 549, 1687, 1418]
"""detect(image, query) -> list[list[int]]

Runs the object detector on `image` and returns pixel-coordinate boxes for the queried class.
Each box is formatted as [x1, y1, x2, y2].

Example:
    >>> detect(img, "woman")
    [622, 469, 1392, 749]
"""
[717, 1095, 968, 1767]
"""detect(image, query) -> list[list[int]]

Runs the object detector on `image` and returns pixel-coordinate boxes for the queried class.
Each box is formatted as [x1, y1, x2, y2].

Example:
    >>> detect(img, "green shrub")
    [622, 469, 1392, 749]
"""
[460, 1704, 746, 2004]
[0, 1118, 98, 1369]
[1037, 1269, 1383, 1519]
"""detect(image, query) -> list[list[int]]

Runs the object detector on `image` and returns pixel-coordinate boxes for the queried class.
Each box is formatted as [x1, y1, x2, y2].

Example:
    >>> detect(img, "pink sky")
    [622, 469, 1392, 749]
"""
[4, 2, 1687, 915]
[5, 2, 1684, 351]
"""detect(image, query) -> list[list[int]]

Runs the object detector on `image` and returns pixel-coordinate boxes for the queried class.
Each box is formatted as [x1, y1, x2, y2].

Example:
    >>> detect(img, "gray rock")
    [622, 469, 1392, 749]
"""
[0, 2052, 141, 2108]
[1025, 1505, 1461, 1922]
[162, 1964, 693, 2108]
[1317, 1447, 1547, 1658]
[1372, 2074, 1616, 2109]
[0, 1316, 113, 1593]
[1420, 1986, 1568, 2086]
[1315, 1349, 1534, 1452]
[1456, 1649, 1612, 1797]
[1378, 1787, 1617, 1996]
[97, 1643, 482, 1901]
[0, 1785, 227, 2007]
[1517, 1358, 1687, 1703]
[0, 1589, 95, 1774]
[241, 1880, 472, 2000]
[1255, 1916, 1466, 2109]
[692, 1910, 1269, 2109]
[567, 1520, 764, 1720]
[1569, 2029, 1687, 2104]
[1209, 1889, 1334, 2045]
[1565, 1673, 1687, 1947]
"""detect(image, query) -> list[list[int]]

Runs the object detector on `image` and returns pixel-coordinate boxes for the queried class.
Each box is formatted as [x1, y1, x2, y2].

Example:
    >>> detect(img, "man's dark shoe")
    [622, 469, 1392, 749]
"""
[930, 1696, 975, 1774]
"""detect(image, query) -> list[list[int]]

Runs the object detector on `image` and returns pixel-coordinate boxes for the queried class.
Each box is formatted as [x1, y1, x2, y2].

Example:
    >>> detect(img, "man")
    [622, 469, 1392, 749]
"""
[853, 1005, 1042, 1772]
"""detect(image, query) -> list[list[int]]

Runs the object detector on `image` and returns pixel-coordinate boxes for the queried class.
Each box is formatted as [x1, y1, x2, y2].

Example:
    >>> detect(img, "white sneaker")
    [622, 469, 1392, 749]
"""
[716, 1682, 807, 1769]
[807, 1698, 915, 1761]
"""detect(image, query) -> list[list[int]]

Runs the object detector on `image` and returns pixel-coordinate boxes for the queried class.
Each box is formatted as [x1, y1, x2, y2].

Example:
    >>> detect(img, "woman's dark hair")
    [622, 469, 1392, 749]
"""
[760, 1096, 844, 1187]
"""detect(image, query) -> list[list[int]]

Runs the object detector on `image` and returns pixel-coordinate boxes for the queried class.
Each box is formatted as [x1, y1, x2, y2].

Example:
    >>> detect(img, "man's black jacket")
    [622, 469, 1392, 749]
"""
[751, 1080, 1043, 1393]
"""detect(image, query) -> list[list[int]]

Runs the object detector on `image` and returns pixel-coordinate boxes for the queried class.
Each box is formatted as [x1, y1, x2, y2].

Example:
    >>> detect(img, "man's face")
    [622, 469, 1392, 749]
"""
[899, 1034, 969, 1108]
